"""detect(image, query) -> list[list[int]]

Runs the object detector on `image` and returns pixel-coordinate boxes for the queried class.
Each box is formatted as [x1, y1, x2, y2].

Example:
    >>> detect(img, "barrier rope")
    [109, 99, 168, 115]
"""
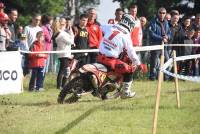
[165, 44, 200, 47]
[19, 43, 200, 82]
[19, 45, 164, 54]
[161, 54, 200, 82]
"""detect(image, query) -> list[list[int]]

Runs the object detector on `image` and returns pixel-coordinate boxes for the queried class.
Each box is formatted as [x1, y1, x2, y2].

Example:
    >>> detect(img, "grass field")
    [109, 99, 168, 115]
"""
[0, 74, 200, 134]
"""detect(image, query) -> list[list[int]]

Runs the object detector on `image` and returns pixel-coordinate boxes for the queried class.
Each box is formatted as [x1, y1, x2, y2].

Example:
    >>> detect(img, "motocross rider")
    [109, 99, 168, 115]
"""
[97, 14, 142, 99]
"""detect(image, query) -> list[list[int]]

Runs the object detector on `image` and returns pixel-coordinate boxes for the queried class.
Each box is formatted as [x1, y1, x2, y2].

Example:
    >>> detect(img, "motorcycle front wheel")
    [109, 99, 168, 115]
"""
[57, 76, 85, 104]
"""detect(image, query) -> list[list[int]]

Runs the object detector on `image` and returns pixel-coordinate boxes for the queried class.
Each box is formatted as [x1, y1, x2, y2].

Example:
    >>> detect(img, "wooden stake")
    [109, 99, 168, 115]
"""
[172, 50, 180, 108]
[21, 75, 24, 92]
[152, 43, 164, 134]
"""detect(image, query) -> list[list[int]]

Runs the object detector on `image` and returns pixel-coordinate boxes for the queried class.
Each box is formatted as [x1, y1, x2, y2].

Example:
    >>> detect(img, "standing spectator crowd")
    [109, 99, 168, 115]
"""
[0, 1, 200, 91]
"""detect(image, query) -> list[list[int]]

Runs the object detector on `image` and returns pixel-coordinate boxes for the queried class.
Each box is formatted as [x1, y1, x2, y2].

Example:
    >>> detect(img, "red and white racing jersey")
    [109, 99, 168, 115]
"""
[99, 24, 141, 65]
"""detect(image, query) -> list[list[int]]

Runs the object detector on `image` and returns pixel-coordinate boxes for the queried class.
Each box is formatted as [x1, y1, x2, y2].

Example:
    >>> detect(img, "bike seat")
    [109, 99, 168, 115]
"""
[93, 63, 108, 72]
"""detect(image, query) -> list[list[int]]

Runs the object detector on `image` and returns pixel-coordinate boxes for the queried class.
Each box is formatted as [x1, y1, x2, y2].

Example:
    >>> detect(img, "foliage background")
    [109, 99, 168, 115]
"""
[1, 0, 200, 26]
[1, 0, 100, 26]
[113, 0, 200, 19]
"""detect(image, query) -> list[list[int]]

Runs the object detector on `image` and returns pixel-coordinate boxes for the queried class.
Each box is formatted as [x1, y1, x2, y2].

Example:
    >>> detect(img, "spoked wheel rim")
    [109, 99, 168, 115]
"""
[57, 76, 85, 104]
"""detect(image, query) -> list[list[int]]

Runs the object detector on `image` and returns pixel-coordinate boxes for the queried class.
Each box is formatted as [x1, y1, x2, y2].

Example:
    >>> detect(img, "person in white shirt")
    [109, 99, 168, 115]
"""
[97, 14, 141, 99]
[54, 17, 74, 89]
[24, 14, 42, 48]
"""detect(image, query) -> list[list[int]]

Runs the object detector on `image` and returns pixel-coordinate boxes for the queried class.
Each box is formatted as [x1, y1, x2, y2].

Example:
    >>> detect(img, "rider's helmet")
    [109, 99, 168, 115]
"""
[0, 12, 9, 24]
[119, 14, 135, 32]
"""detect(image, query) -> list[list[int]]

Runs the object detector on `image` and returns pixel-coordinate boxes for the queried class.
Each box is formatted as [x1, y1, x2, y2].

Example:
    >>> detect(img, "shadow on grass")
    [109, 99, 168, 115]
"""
[0, 99, 56, 107]
[55, 104, 102, 134]
[54, 96, 155, 134]
[78, 99, 102, 103]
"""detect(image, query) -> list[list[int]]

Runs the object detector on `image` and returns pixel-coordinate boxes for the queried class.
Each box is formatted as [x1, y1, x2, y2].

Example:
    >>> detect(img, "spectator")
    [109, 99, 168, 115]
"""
[193, 27, 200, 76]
[169, 11, 185, 56]
[0, 2, 5, 13]
[179, 28, 195, 76]
[28, 31, 48, 91]
[73, 13, 89, 68]
[59, 17, 67, 31]
[108, 8, 124, 24]
[65, 17, 75, 39]
[148, 7, 172, 80]
[140, 16, 148, 47]
[51, 17, 60, 72]
[140, 16, 150, 72]
[170, 10, 179, 16]
[129, 4, 143, 47]
[55, 18, 74, 89]
[52, 17, 60, 49]
[13, 33, 29, 76]
[16, 25, 24, 39]
[192, 13, 200, 30]
[168, 11, 185, 74]
[86, 8, 103, 63]
[165, 13, 171, 22]
[0, 12, 10, 51]
[140, 17, 147, 27]
[7, 8, 18, 50]
[41, 14, 53, 73]
[129, 4, 143, 79]
[24, 13, 42, 48]
[181, 16, 192, 37]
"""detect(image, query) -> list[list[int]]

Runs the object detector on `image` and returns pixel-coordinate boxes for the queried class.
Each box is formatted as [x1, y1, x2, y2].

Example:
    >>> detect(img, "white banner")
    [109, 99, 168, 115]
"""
[0, 51, 23, 95]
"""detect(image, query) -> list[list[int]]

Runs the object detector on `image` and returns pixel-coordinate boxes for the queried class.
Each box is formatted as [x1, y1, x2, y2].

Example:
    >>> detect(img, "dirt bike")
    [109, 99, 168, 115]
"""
[57, 60, 135, 104]
[57, 49, 147, 104]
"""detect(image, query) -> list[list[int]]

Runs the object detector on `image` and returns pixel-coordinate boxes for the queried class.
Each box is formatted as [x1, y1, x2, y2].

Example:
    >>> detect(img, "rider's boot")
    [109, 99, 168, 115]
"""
[120, 81, 136, 99]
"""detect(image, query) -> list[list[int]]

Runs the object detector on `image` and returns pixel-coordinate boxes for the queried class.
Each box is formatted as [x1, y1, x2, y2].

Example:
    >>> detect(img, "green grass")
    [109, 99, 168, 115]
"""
[0, 74, 200, 134]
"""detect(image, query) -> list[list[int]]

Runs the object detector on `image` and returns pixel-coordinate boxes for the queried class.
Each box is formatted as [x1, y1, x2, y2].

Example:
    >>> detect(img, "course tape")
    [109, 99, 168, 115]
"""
[165, 44, 200, 47]
[19, 43, 200, 82]
[19, 45, 163, 54]
[161, 54, 200, 82]
[162, 70, 200, 82]
[19, 44, 200, 54]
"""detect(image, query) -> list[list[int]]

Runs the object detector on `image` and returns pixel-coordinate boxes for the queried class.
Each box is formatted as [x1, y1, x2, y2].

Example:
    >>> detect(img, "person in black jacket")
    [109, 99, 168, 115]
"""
[7, 8, 18, 50]
[169, 11, 185, 56]
[179, 28, 195, 76]
[148, 7, 172, 80]
[73, 13, 89, 68]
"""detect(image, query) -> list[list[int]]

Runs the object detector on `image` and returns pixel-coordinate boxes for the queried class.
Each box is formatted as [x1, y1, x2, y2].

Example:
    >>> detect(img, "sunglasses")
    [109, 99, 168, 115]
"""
[159, 12, 166, 14]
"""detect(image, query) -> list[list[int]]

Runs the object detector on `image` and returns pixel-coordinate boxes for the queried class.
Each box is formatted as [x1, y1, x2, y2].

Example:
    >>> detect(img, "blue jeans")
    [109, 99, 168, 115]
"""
[29, 67, 45, 91]
[149, 50, 161, 80]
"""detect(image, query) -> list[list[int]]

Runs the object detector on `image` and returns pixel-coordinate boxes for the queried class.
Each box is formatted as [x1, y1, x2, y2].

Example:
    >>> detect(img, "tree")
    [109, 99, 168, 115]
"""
[63, 0, 100, 22]
[113, 0, 200, 19]
[2, 0, 100, 26]
[2, 0, 64, 25]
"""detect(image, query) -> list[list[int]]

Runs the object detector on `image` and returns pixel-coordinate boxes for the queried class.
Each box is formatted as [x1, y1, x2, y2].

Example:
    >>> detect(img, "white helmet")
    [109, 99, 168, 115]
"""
[119, 14, 135, 32]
